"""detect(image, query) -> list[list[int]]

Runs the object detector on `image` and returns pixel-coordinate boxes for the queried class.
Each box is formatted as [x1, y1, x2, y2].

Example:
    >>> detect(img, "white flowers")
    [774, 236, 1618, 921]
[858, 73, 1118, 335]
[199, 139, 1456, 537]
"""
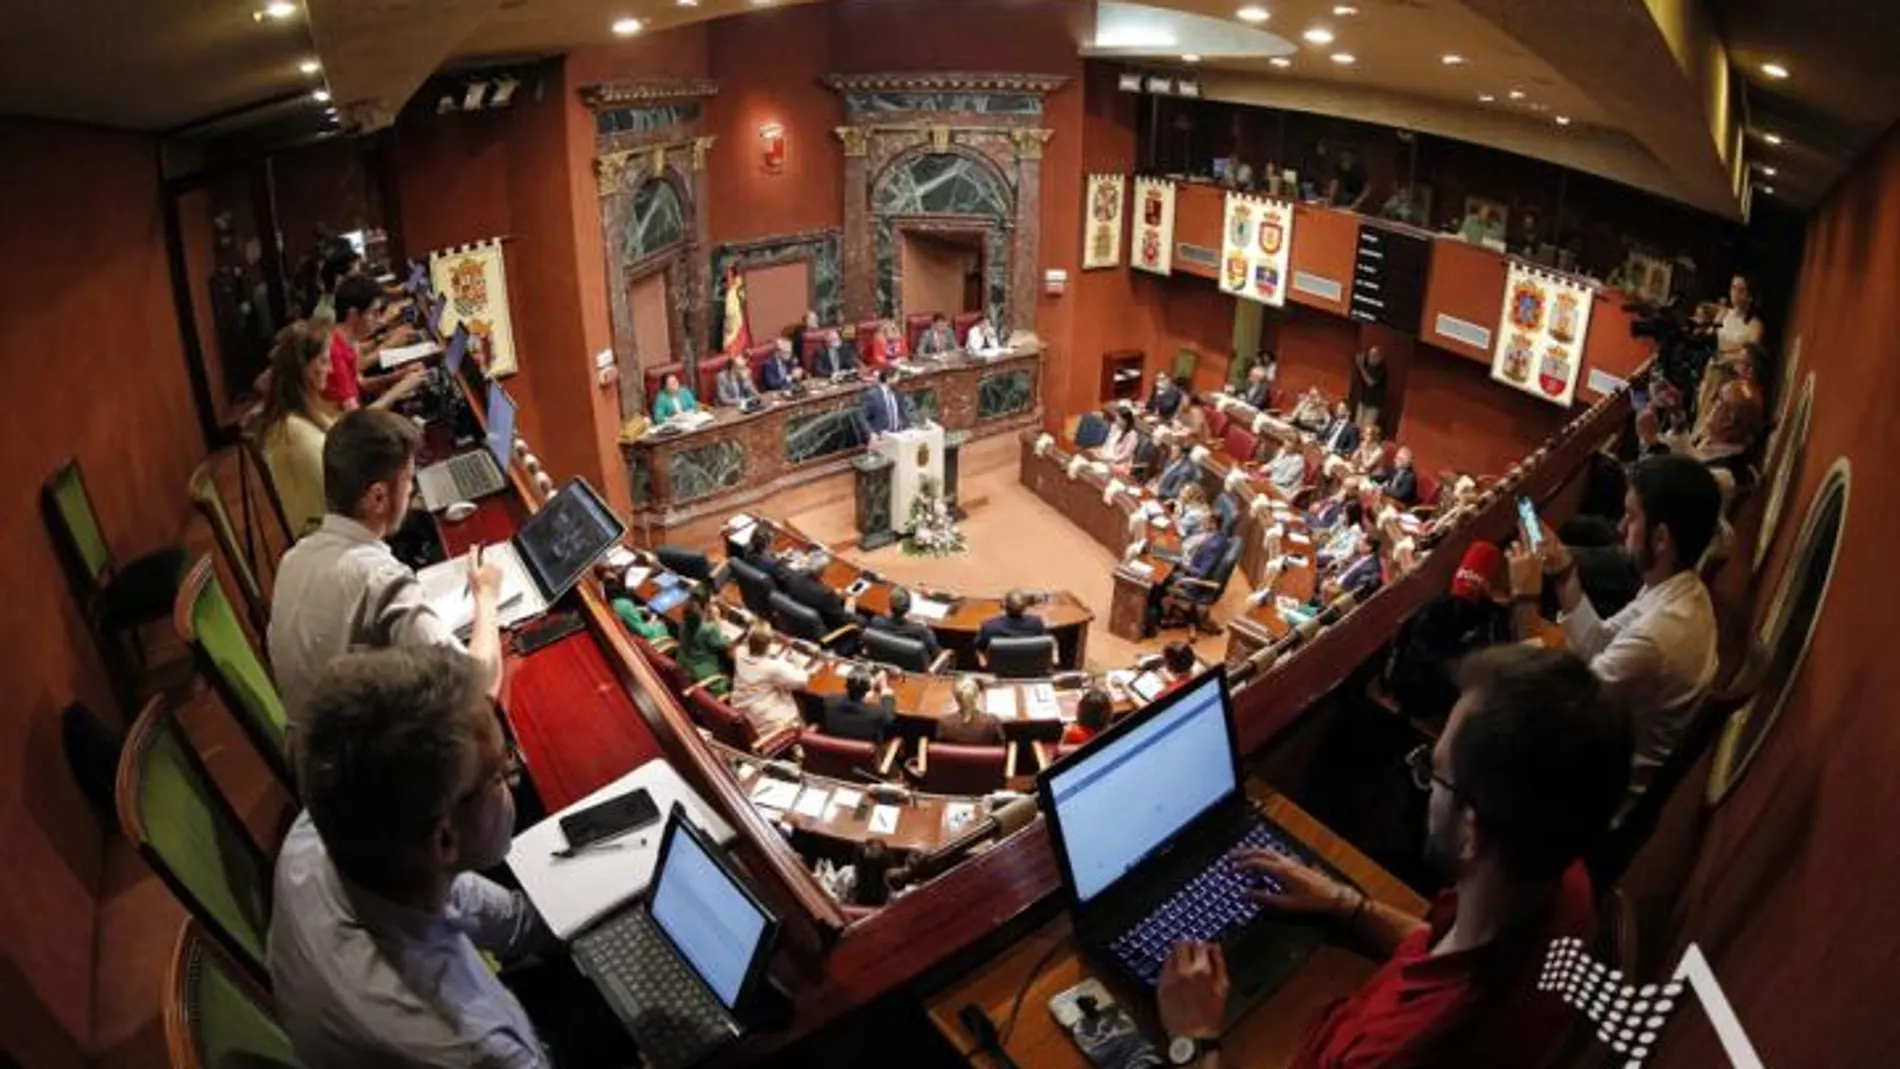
[1034, 433, 1054, 456]
[1066, 454, 1086, 479]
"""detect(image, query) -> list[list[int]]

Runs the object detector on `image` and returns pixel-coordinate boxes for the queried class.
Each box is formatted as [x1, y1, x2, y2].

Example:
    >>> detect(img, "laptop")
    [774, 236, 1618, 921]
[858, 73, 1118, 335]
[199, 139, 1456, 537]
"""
[421, 475, 627, 633]
[1037, 669, 1345, 1019]
[573, 805, 780, 1069]
[416, 377, 514, 511]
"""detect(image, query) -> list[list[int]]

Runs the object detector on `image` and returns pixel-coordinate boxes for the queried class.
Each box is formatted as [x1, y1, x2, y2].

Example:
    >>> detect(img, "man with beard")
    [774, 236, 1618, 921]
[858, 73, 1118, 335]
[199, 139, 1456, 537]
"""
[1154, 646, 1631, 1068]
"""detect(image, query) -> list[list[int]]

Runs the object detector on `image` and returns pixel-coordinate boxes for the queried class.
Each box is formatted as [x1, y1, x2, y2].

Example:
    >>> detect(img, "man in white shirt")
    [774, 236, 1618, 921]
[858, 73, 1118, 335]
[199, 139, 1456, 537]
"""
[1260, 443, 1308, 495]
[965, 314, 1003, 352]
[269, 409, 503, 737]
[1508, 453, 1721, 802]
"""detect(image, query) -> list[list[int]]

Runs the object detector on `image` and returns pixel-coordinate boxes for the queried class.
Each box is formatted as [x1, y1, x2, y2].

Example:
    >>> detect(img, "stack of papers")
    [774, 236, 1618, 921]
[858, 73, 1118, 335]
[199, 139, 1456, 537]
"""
[827, 788, 864, 814]
[726, 514, 758, 549]
[983, 687, 1019, 719]
[944, 802, 977, 831]
[910, 595, 952, 621]
[748, 777, 801, 812]
[792, 786, 831, 818]
[1024, 683, 1063, 721]
[417, 551, 529, 635]
[377, 340, 442, 369]
[1130, 671, 1168, 703]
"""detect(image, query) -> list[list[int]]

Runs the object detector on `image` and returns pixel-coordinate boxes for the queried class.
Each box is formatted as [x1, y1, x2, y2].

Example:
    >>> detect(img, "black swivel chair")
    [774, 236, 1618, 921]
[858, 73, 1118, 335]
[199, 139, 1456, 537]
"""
[862, 628, 952, 673]
[986, 635, 1057, 679]
[729, 557, 780, 617]
[769, 591, 860, 652]
[656, 544, 714, 583]
[1168, 538, 1243, 633]
[1074, 411, 1109, 449]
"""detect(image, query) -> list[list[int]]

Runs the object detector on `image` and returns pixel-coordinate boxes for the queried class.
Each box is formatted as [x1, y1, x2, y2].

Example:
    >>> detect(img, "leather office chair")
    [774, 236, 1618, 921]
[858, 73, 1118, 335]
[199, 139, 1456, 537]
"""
[1222, 424, 1260, 465]
[1168, 538, 1244, 632]
[688, 688, 798, 758]
[861, 627, 952, 673]
[695, 354, 732, 403]
[904, 312, 935, 353]
[43, 456, 190, 707]
[165, 918, 301, 1069]
[728, 557, 780, 617]
[176, 556, 295, 795]
[1206, 407, 1231, 440]
[187, 463, 271, 639]
[911, 739, 1014, 795]
[744, 341, 780, 385]
[769, 590, 860, 651]
[855, 319, 884, 357]
[800, 731, 902, 782]
[655, 544, 714, 583]
[1074, 411, 1110, 450]
[117, 698, 274, 986]
[643, 362, 686, 408]
[952, 311, 983, 342]
[630, 634, 723, 701]
[985, 635, 1057, 679]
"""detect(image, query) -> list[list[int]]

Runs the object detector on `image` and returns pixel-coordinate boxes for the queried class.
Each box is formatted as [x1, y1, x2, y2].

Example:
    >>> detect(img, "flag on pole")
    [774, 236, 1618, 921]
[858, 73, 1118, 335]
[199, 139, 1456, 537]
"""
[720, 266, 752, 356]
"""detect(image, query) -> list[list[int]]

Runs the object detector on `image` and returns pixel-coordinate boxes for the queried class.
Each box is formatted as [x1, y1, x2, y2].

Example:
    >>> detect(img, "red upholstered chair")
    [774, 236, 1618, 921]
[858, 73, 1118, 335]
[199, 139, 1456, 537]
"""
[695, 355, 732, 404]
[1222, 424, 1260, 465]
[1206, 407, 1231, 440]
[952, 311, 983, 342]
[799, 332, 827, 372]
[1381, 441, 1399, 468]
[801, 731, 902, 782]
[688, 689, 797, 757]
[644, 363, 685, 408]
[911, 738, 1015, 795]
[905, 313, 935, 354]
[744, 342, 779, 385]
[1414, 469, 1441, 511]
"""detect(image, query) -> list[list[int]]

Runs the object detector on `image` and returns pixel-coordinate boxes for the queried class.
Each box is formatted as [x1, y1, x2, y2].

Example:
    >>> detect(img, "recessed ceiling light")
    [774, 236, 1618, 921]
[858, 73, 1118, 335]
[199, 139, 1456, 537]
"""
[254, 1, 297, 21]
[1269, 56, 1292, 68]
[1236, 5, 1270, 23]
[1332, 4, 1358, 14]
[1555, 115, 1571, 126]
[1760, 61, 1790, 79]
[1762, 132, 1784, 145]
[1330, 52, 1355, 65]
[1508, 89, 1525, 100]
[1759, 185, 1775, 195]
[298, 58, 321, 75]
[1441, 54, 1465, 65]
[611, 15, 642, 34]
[1760, 165, 1778, 176]
[677, 0, 699, 5]
[312, 88, 331, 103]
[1183, 54, 1201, 63]
[1477, 93, 1496, 102]
[1303, 26, 1335, 45]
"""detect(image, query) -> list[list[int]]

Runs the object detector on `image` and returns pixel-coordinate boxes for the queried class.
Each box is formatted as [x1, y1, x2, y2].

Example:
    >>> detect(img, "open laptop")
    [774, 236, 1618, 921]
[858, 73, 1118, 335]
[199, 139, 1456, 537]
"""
[573, 805, 780, 1069]
[1037, 669, 1346, 1020]
[420, 475, 627, 633]
[416, 377, 514, 511]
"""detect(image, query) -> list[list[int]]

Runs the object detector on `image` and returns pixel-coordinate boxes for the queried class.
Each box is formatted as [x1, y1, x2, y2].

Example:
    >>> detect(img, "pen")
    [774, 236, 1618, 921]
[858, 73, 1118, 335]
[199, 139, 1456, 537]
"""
[552, 831, 647, 860]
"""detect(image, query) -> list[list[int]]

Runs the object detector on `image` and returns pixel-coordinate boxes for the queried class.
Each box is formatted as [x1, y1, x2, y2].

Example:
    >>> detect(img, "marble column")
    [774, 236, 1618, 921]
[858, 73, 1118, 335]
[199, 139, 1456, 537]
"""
[944, 429, 968, 519]
[854, 452, 896, 550]
[1009, 128, 1053, 336]
[688, 136, 715, 365]
[836, 126, 875, 323]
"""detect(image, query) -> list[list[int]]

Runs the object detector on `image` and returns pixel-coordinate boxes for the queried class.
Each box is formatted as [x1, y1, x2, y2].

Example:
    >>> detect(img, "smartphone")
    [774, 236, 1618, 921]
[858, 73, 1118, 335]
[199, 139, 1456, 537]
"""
[558, 788, 660, 852]
[1517, 496, 1545, 554]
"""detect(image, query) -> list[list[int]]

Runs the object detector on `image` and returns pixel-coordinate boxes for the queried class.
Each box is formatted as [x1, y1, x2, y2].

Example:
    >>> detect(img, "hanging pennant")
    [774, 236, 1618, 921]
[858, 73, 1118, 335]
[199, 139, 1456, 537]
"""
[1490, 260, 1594, 406]
[430, 238, 520, 377]
[1132, 176, 1177, 276]
[1219, 192, 1295, 307]
[1082, 173, 1126, 270]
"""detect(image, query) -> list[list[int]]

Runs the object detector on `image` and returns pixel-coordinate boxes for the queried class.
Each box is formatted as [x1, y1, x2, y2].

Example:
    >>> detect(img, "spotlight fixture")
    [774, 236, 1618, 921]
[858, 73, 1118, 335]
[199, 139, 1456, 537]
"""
[1763, 132, 1784, 145]
[462, 81, 488, 110]
[612, 16, 642, 35]
[1441, 54, 1465, 65]
[1236, 5, 1270, 23]
[1477, 92, 1496, 102]
[253, 1, 296, 21]
[1183, 54, 1202, 63]
[1119, 71, 1144, 91]
[1760, 61, 1790, 79]
[1555, 115, 1571, 126]
[298, 58, 321, 75]
[678, 0, 700, 5]
[1330, 52, 1355, 65]
[1269, 56, 1292, 68]
[312, 88, 331, 103]
[1332, 4, 1358, 14]
[1178, 78, 1202, 98]
[1303, 26, 1334, 45]
[1508, 89, 1525, 100]
[1759, 165, 1778, 176]
[1759, 185, 1776, 195]
[489, 76, 521, 108]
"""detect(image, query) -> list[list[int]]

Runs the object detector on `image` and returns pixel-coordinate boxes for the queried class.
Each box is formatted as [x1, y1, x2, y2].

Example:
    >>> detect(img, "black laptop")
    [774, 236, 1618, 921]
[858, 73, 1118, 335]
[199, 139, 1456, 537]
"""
[1037, 669, 1349, 1019]
[571, 805, 781, 1069]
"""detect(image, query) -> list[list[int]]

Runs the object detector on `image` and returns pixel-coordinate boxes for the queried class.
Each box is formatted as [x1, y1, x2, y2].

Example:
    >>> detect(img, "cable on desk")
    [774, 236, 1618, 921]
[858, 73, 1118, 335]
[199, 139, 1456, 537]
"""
[999, 936, 1069, 1046]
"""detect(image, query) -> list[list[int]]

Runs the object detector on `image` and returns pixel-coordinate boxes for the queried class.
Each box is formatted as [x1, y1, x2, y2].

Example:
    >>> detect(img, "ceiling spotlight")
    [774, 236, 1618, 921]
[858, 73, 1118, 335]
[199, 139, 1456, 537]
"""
[1269, 56, 1292, 68]
[462, 81, 488, 109]
[1330, 52, 1355, 65]
[612, 16, 642, 35]
[1529, 102, 1549, 112]
[1760, 61, 1790, 79]
[677, 0, 699, 5]
[1759, 165, 1778, 176]
[1477, 92, 1496, 102]
[1442, 54, 1465, 65]
[1183, 53, 1202, 63]
[1236, 5, 1271, 23]
[312, 88, 331, 103]
[1555, 115, 1571, 125]
[1759, 185, 1776, 195]
[1332, 4, 1358, 14]
[489, 76, 521, 108]
[298, 58, 321, 75]
[1508, 89, 1526, 100]
[1303, 27, 1335, 45]
[1763, 132, 1784, 145]
[253, 1, 297, 21]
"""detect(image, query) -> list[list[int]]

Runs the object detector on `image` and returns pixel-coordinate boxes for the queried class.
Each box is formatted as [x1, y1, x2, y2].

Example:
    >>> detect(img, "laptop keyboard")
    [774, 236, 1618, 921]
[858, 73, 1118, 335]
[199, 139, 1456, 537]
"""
[443, 451, 503, 501]
[1107, 823, 1298, 987]
[573, 911, 734, 1069]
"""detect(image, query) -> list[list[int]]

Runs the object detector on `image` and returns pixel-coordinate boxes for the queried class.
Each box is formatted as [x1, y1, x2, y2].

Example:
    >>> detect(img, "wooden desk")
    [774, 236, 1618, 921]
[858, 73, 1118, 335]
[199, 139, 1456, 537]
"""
[711, 739, 994, 856]
[925, 790, 1429, 1069]
[621, 348, 1044, 539]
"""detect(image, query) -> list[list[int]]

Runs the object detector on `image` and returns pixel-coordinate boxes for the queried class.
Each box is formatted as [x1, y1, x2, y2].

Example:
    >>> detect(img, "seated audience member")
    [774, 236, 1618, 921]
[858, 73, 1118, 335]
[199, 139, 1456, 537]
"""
[322, 274, 427, 415]
[757, 339, 803, 392]
[976, 590, 1047, 653]
[1336, 533, 1385, 597]
[938, 676, 1004, 746]
[258, 323, 338, 539]
[917, 313, 958, 357]
[783, 560, 861, 638]
[1154, 440, 1200, 500]
[1157, 646, 1632, 1069]
[1062, 686, 1114, 746]
[729, 620, 809, 739]
[1096, 406, 1139, 467]
[1290, 387, 1331, 432]
[718, 356, 762, 407]
[789, 309, 820, 364]
[966, 314, 1004, 352]
[740, 524, 790, 586]
[1259, 442, 1308, 495]
[867, 586, 940, 660]
[1508, 454, 1720, 803]
[270, 410, 502, 733]
[273, 646, 582, 1069]
[1148, 527, 1229, 637]
[822, 669, 895, 742]
[1350, 424, 1388, 478]
[857, 365, 910, 438]
[1380, 446, 1421, 506]
[1638, 378, 1764, 481]
[1160, 641, 1200, 693]
[1385, 540, 1513, 723]
[675, 587, 732, 688]
[1175, 396, 1210, 442]
[1173, 483, 1214, 539]
[650, 371, 699, 421]
[609, 581, 670, 642]
[864, 321, 907, 368]
[812, 329, 859, 377]
[1238, 363, 1274, 410]
[1318, 401, 1361, 455]
[1316, 502, 1367, 570]
[1214, 471, 1247, 536]
[1145, 371, 1186, 421]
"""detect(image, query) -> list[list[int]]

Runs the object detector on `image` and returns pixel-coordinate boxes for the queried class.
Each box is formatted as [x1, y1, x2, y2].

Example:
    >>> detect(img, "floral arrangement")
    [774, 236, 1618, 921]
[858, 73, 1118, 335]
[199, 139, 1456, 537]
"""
[1034, 433, 1055, 456]
[902, 476, 967, 558]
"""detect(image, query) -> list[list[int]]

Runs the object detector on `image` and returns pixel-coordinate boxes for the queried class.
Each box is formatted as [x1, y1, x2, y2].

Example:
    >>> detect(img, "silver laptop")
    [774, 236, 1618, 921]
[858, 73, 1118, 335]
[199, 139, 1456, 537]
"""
[416, 378, 514, 511]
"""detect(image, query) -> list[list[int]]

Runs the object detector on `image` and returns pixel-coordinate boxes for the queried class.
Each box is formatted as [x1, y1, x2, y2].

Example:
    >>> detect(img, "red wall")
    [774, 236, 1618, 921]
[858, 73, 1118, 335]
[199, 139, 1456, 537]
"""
[704, 5, 841, 245]
[827, 0, 1085, 74]
[0, 119, 204, 1069]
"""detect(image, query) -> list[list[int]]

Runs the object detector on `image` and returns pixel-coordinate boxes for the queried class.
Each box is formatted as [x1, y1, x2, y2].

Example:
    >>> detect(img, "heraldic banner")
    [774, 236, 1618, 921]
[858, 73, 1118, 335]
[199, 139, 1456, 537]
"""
[1132, 176, 1177, 277]
[1490, 260, 1595, 407]
[1083, 173, 1126, 270]
[430, 238, 520, 378]
[1219, 193, 1295, 308]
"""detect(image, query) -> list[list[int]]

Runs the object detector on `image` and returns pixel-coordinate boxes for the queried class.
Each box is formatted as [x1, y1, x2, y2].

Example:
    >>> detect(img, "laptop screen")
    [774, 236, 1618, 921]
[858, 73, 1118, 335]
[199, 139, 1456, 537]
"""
[1042, 671, 1237, 904]
[650, 814, 774, 1009]
[443, 325, 470, 379]
[484, 381, 517, 470]
[513, 477, 626, 602]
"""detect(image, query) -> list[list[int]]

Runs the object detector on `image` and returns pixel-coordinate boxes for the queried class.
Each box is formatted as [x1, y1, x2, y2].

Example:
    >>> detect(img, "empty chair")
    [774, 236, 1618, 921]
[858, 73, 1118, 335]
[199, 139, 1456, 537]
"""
[176, 556, 295, 794]
[1206, 407, 1231, 440]
[912, 739, 1016, 795]
[694, 355, 732, 403]
[769, 590, 859, 651]
[188, 462, 272, 638]
[655, 545, 714, 583]
[116, 698, 274, 984]
[800, 731, 902, 782]
[42, 456, 190, 706]
[861, 627, 952, 673]
[164, 918, 303, 1069]
[986, 635, 1057, 679]
[728, 556, 780, 617]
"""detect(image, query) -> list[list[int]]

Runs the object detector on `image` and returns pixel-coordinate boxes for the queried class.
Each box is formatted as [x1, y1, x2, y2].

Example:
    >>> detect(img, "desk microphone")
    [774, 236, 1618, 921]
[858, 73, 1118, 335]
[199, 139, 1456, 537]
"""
[760, 759, 802, 782]
[870, 783, 912, 807]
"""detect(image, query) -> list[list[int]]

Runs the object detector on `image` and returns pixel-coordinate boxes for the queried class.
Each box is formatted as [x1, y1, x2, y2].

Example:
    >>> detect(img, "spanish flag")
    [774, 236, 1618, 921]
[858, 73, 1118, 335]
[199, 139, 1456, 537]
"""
[720, 266, 751, 356]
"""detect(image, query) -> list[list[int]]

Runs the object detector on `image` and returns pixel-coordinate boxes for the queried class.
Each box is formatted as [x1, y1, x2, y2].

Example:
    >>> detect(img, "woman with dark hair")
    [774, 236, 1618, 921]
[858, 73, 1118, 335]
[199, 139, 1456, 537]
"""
[1096, 406, 1139, 467]
[258, 323, 337, 538]
[675, 586, 731, 690]
[1062, 687, 1115, 745]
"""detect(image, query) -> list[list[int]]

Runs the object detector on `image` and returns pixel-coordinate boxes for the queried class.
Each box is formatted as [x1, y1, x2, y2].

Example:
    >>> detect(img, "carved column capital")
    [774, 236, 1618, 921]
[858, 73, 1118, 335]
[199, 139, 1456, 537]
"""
[929, 124, 952, 153]
[690, 135, 717, 171]
[835, 125, 873, 157]
[595, 151, 634, 197]
[1011, 127, 1054, 160]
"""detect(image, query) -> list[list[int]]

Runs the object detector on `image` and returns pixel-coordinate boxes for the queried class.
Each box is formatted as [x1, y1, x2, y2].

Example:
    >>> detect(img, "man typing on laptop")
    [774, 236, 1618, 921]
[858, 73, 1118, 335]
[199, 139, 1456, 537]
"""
[1154, 646, 1632, 1067]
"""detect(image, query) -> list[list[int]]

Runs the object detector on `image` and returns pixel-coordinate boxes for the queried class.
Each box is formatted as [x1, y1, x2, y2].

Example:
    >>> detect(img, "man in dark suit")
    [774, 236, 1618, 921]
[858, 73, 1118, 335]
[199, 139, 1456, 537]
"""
[742, 525, 790, 586]
[1145, 372, 1185, 421]
[1382, 446, 1420, 506]
[1154, 442, 1200, 500]
[813, 329, 858, 377]
[975, 589, 1046, 653]
[822, 670, 895, 742]
[757, 339, 802, 392]
[867, 586, 940, 659]
[1148, 529, 1230, 636]
[783, 565, 859, 637]
[1320, 401, 1361, 455]
[858, 366, 909, 439]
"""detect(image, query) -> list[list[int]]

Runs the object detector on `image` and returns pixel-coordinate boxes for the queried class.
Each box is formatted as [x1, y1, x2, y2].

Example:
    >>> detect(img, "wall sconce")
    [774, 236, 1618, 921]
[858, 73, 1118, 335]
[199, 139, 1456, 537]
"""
[760, 121, 786, 174]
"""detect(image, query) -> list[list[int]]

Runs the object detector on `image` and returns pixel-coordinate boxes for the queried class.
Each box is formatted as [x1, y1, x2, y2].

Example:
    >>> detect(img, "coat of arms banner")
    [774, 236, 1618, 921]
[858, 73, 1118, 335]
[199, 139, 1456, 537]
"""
[1218, 193, 1295, 308]
[1490, 260, 1595, 407]
[1082, 173, 1126, 270]
[430, 238, 520, 378]
[1132, 176, 1176, 277]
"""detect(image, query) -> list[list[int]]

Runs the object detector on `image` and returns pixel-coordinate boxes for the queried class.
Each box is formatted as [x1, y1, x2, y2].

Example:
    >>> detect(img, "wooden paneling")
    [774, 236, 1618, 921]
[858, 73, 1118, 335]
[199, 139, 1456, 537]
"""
[1287, 203, 1358, 317]
[1399, 346, 1567, 477]
[1420, 237, 1509, 362]
[1577, 293, 1647, 400]
[1171, 181, 1224, 280]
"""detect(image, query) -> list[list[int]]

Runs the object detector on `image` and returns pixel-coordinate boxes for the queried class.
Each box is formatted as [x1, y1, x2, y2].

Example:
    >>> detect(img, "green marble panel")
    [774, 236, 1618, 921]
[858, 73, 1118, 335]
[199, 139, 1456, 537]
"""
[786, 403, 865, 465]
[900, 386, 939, 427]
[977, 367, 1035, 420]
[667, 440, 747, 503]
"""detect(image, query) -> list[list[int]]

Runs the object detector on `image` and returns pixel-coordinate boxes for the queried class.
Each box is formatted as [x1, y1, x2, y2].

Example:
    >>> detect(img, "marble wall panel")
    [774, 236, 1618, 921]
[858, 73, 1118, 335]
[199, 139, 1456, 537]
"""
[668, 439, 748, 502]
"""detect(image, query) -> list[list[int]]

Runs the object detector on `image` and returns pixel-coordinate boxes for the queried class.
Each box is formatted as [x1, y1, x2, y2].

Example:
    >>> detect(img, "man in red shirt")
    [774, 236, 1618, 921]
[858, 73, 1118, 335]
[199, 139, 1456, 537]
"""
[1157, 645, 1632, 1068]
[323, 274, 425, 413]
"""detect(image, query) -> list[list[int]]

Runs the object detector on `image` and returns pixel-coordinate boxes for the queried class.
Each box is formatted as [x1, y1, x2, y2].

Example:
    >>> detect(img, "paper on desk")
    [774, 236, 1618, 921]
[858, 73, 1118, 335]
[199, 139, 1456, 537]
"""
[727, 514, 758, 549]
[1024, 683, 1063, 721]
[749, 776, 801, 812]
[869, 805, 901, 835]
[623, 565, 653, 590]
[827, 787, 863, 813]
[377, 340, 441, 369]
[417, 552, 528, 636]
[983, 686, 1019, 719]
[1130, 671, 1167, 703]
[944, 802, 977, 831]
[793, 785, 831, 818]
[507, 760, 735, 939]
[910, 596, 951, 622]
